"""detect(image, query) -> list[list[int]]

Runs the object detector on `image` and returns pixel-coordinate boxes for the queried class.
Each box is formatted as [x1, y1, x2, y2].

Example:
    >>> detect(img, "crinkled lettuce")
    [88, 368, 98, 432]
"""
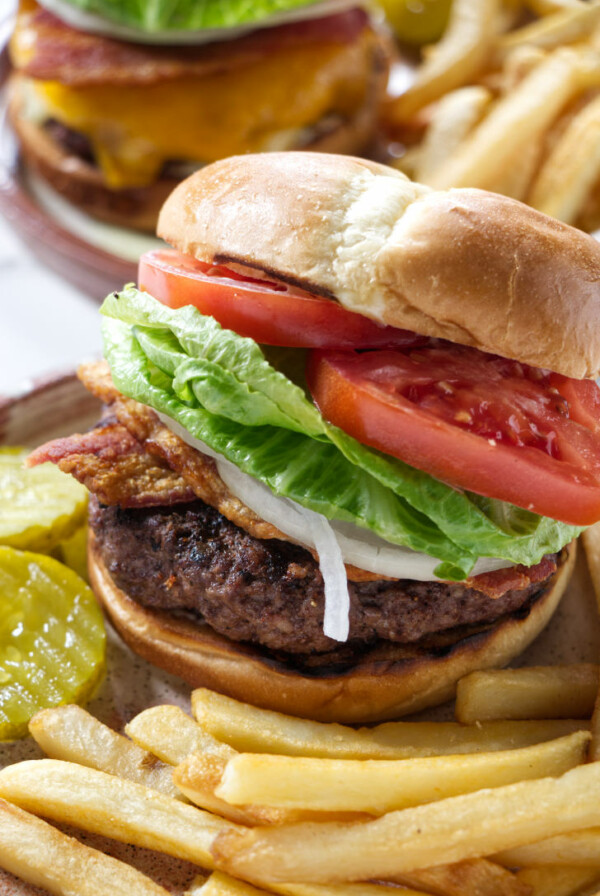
[57, 0, 328, 31]
[100, 287, 581, 580]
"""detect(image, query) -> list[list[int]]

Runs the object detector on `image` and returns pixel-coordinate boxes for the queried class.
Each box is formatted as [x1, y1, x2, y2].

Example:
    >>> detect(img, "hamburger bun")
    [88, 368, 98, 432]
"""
[89, 533, 576, 723]
[158, 152, 600, 379]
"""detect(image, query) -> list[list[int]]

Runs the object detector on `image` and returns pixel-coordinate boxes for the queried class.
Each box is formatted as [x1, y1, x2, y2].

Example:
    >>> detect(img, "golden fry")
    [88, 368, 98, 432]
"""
[215, 732, 589, 814]
[455, 665, 599, 723]
[29, 705, 180, 799]
[191, 687, 587, 758]
[0, 797, 170, 896]
[212, 763, 600, 883]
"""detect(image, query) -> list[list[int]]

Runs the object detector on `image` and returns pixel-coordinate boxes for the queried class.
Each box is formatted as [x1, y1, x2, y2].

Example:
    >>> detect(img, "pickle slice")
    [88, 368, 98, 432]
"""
[0, 546, 106, 740]
[53, 524, 89, 583]
[0, 448, 88, 553]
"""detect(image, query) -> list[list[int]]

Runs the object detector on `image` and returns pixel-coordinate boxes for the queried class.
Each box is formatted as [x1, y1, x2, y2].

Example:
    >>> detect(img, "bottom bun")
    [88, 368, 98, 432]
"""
[88, 535, 575, 723]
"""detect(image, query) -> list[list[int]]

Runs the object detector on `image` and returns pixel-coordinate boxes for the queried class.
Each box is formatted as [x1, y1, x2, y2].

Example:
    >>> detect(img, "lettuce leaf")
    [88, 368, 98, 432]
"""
[101, 287, 581, 578]
[57, 0, 326, 31]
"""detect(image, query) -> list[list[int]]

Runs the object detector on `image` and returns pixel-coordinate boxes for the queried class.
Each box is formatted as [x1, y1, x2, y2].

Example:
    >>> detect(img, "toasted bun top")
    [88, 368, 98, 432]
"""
[158, 152, 600, 379]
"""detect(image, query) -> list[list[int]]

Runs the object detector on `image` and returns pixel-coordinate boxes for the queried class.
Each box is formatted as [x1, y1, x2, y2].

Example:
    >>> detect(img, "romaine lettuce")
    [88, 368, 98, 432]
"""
[55, 0, 327, 32]
[101, 287, 581, 579]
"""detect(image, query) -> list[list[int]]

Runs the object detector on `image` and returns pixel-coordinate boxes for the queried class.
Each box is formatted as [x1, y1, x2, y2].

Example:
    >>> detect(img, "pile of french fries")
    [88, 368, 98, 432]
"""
[385, 0, 600, 232]
[0, 525, 598, 895]
[0, 653, 600, 896]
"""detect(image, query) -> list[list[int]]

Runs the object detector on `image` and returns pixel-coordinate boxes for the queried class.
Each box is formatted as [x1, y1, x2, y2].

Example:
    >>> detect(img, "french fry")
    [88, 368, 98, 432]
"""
[125, 704, 230, 766]
[186, 867, 526, 896]
[173, 752, 294, 826]
[391, 859, 530, 896]
[29, 705, 181, 799]
[386, 0, 500, 122]
[589, 689, 600, 762]
[416, 86, 492, 183]
[515, 864, 600, 896]
[497, 2, 600, 60]
[526, 0, 589, 13]
[212, 762, 600, 883]
[482, 130, 542, 201]
[528, 94, 600, 224]
[455, 665, 599, 723]
[127, 706, 304, 825]
[214, 731, 589, 814]
[191, 687, 587, 758]
[427, 48, 591, 191]
[0, 797, 171, 896]
[0, 759, 233, 867]
[495, 828, 600, 867]
[582, 521, 600, 610]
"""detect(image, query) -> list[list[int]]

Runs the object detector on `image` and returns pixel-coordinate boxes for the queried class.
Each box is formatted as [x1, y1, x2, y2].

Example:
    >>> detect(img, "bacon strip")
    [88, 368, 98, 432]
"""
[466, 555, 558, 599]
[11, 4, 368, 86]
[28, 421, 196, 508]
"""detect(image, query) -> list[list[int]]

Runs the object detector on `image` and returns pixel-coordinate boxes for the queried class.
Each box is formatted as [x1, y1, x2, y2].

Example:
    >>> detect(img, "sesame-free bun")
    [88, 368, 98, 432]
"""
[89, 534, 575, 723]
[158, 152, 600, 379]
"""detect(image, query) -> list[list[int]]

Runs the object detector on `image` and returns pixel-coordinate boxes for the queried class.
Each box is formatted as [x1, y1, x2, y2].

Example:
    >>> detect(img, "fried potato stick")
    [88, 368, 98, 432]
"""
[191, 688, 586, 758]
[427, 49, 591, 191]
[212, 762, 600, 883]
[0, 759, 233, 867]
[386, 0, 500, 121]
[29, 704, 181, 799]
[0, 797, 170, 896]
[455, 665, 599, 723]
[214, 731, 589, 813]
[529, 93, 600, 224]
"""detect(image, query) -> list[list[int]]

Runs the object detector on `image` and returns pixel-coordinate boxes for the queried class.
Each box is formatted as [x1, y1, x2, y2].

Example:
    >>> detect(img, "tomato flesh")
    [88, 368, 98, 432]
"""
[307, 345, 600, 526]
[139, 250, 426, 350]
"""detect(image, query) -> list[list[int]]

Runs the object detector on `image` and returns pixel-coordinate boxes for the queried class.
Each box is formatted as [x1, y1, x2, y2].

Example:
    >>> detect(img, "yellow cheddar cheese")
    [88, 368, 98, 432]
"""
[26, 34, 374, 189]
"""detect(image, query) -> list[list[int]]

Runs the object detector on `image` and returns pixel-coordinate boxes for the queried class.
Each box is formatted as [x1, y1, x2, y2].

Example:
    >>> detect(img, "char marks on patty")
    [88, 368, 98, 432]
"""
[90, 498, 558, 660]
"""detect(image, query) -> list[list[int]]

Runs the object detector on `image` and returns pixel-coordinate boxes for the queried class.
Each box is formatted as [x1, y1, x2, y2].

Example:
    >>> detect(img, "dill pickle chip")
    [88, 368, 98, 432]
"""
[53, 524, 89, 583]
[0, 448, 88, 553]
[0, 546, 106, 740]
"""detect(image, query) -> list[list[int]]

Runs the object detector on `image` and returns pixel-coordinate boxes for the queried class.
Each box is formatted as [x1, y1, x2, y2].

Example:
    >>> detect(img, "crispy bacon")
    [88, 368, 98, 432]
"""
[466, 555, 558, 599]
[11, 4, 368, 86]
[28, 421, 196, 508]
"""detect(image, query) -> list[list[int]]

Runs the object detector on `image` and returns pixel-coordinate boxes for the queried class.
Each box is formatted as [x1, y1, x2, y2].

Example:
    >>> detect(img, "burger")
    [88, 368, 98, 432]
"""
[30, 153, 600, 723]
[7, 0, 389, 231]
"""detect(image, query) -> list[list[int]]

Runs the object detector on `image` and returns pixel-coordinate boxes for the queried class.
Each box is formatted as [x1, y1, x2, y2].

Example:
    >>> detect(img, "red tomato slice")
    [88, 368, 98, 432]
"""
[138, 250, 425, 350]
[306, 345, 600, 526]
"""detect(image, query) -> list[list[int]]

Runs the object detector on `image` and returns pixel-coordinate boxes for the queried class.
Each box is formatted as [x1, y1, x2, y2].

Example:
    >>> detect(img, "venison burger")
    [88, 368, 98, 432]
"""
[31, 153, 600, 722]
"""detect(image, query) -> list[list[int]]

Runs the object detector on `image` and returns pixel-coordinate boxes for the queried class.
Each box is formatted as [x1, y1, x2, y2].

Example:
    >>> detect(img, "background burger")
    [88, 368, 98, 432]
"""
[30, 153, 600, 723]
[7, 0, 389, 231]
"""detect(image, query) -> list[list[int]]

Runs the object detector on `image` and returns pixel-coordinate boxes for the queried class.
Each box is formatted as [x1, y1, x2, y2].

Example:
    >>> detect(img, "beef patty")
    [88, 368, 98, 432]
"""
[90, 498, 557, 661]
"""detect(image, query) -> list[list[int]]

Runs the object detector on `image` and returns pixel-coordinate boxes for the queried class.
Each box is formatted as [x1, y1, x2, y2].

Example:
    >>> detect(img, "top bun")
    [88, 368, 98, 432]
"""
[158, 152, 600, 379]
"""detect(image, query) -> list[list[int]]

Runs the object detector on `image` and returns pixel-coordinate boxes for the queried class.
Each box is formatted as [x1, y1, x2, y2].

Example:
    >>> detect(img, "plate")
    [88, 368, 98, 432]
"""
[0, 36, 159, 301]
[1, 374, 600, 895]
[0, 373, 197, 895]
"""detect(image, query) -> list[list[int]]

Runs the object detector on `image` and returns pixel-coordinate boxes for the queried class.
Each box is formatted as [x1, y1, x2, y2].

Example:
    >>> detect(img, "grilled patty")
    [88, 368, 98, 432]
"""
[90, 498, 556, 659]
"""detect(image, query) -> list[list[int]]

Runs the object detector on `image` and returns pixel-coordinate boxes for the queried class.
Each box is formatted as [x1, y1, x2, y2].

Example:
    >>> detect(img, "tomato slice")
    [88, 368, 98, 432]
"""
[306, 345, 600, 525]
[139, 250, 425, 350]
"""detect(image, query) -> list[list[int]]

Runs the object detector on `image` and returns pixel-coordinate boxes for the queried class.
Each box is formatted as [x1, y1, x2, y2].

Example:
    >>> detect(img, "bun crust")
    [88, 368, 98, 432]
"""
[89, 534, 575, 723]
[158, 152, 600, 379]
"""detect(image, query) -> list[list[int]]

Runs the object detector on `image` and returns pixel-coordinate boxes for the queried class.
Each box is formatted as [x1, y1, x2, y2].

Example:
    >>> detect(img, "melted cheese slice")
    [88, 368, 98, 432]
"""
[27, 32, 374, 189]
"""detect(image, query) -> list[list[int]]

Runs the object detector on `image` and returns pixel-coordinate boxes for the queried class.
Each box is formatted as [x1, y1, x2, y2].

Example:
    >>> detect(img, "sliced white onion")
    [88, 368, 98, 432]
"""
[157, 412, 514, 581]
[297, 506, 350, 642]
[36, 0, 358, 45]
